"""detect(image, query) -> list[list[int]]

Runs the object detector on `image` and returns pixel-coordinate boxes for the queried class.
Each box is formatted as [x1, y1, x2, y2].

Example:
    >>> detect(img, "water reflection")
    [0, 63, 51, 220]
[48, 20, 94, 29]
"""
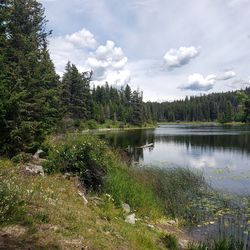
[99, 125, 250, 194]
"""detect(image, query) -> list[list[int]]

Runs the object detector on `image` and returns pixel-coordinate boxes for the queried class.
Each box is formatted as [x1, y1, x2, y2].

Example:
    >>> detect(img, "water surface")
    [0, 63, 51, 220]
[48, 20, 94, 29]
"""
[99, 124, 250, 194]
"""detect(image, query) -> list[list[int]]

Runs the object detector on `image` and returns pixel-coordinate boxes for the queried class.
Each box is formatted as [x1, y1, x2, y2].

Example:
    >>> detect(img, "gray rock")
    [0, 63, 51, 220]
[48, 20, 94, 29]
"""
[23, 163, 44, 176]
[78, 191, 88, 204]
[33, 149, 44, 160]
[125, 213, 136, 224]
[147, 224, 155, 229]
[63, 173, 72, 180]
[168, 220, 176, 225]
[122, 203, 131, 214]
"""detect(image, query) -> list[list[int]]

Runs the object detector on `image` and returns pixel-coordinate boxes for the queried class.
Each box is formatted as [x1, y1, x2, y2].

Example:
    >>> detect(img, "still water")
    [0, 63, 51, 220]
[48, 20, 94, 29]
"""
[99, 124, 250, 195]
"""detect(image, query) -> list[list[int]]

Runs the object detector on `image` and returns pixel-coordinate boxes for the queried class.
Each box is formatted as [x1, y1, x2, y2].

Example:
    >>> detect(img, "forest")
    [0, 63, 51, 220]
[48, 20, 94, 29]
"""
[0, 0, 250, 156]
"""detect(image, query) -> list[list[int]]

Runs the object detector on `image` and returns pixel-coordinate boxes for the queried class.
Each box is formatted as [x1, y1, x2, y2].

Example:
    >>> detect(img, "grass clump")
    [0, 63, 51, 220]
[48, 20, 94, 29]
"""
[188, 238, 244, 250]
[161, 233, 178, 249]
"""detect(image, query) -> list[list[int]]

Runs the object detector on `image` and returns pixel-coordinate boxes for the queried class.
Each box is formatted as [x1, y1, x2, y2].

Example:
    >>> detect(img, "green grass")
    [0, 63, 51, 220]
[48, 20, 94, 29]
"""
[188, 238, 244, 250]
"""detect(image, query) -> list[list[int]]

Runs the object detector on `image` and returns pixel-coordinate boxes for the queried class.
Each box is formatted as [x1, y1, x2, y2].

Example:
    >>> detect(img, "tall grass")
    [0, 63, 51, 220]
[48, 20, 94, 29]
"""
[188, 238, 244, 250]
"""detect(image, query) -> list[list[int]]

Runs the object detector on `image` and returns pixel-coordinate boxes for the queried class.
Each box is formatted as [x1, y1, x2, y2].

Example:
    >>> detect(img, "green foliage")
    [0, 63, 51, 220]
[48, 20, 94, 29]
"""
[0, 0, 60, 156]
[61, 62, 92, 120]
[44, 135, 108, 191]
[188, 238, 244, 250]
[145, 89, 249, 122]
[0, 179, 25, 224]
[85, 119, 98, 130]
[11, 152, 33, 164]
[237, 91, 250, 122]
[161, 233, 178, 250]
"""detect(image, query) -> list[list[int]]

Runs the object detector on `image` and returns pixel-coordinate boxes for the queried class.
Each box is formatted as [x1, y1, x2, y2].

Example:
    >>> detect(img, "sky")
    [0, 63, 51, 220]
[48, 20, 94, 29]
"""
[40, 0, 250, 101]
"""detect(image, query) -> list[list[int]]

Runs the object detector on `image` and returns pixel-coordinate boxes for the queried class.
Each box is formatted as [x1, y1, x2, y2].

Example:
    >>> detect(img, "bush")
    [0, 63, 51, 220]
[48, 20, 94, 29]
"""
[86, 120, 98, 130]
[11, 152, 33, 164]
[119, 122, 125, 129]
[44, 135, 108, 192]
[161, 233, 178, 250]
[0, 181, 24, 223]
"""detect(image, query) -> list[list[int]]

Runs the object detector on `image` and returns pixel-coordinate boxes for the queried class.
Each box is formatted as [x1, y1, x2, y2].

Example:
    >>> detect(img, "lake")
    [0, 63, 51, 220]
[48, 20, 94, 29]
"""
[99, 124, 250, 195]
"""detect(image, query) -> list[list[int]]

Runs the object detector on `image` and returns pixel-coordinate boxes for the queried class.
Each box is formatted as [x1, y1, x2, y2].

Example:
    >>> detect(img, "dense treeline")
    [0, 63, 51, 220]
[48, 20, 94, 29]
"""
[60, 62, 144, 126]
[145, 88, 250, 123]
[0, 0, 250, 156]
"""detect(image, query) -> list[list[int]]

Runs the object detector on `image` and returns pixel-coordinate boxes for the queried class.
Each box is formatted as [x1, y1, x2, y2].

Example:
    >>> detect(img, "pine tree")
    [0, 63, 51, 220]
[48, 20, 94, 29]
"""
[61, 62, 92, 120]
[131, 90, 143, 126]
[0, 0, 60, 155]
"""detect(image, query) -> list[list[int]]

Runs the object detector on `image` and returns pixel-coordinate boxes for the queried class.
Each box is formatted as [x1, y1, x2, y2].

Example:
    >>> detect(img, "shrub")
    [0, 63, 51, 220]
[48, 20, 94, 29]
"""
[119, 122, 125, 129]
[11, 152, 33, 164]
[0, 181, 25, 223]
[86, 120, 98, 130]
[44, 135, 108, 192]
[161, 233, 178, 250]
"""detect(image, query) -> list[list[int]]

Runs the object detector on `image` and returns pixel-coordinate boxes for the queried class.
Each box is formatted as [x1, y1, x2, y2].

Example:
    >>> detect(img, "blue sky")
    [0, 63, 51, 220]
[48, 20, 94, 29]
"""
[40, 0, 250, 101]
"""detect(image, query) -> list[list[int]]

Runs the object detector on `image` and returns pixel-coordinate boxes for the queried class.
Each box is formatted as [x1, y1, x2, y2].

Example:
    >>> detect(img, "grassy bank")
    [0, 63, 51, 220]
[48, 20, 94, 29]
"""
[57, 118, 156, 133]
[0, 159, 166, 249]
[1, 134, 248, 249]
[157, 121, 247, 126]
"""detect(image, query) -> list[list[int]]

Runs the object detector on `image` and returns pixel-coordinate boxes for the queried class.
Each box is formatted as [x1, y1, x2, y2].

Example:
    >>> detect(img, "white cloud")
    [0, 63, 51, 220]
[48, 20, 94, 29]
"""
[217, 70, 236, 80]
[163, 46, 199, 69]
[48, 28, 97, 75]
[179, 73, 217, 91]
[87, 40, 131, 85]
[65, 28, 97, 49]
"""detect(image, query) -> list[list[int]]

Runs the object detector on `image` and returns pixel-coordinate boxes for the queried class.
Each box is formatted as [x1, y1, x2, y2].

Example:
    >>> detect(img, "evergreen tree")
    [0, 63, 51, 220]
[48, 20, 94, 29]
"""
[0, 0, 60, 155]
[61, 62, 91, 120]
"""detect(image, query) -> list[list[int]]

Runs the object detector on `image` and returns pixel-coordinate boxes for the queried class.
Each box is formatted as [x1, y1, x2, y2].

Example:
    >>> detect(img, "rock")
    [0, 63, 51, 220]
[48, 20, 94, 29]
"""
[125, 213, 136, 224]
[63, 172, 72, 180]
[23, 163, 44, 176]
[168, 220, 176, 225]
[78, 191, 88, 204]
[147, 224, 155, 229]
[33, 149, 44, 160]
[122, 203, 131, 214]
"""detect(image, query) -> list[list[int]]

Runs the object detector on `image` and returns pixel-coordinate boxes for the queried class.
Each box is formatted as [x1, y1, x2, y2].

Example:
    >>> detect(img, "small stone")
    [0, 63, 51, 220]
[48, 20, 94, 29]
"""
[147, 224, 155, 229]
[125, 213, 136, 224]
[168, 220, 176, 225]
[78, 191, 88, 204]
[63, 173, 72, 180]
[122, 203, 131, 214]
